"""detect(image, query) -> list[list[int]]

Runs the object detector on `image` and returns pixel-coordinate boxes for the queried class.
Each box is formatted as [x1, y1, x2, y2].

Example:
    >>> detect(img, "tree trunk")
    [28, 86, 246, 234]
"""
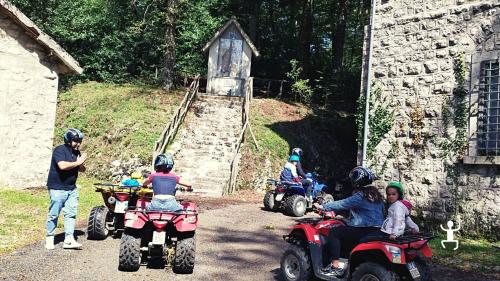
[248, 0, 262, 43]
[332, 0, 348, 73]
[297, 0, 312, 78]
[163, 0, 177, 92]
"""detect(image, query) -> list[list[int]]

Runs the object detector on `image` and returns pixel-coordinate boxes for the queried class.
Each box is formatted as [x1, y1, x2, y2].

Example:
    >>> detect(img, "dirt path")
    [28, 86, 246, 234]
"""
[0, 203, 498, 281]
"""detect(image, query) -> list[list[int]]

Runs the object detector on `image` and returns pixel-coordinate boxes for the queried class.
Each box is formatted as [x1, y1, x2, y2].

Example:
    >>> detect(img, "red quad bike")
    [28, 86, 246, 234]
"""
[118, 187, 198, 274]
[87, 183, 147, 240]
[280, 211, 434, 281]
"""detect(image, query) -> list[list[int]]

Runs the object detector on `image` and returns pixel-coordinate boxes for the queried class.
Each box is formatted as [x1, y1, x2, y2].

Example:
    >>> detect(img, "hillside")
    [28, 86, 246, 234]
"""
[238, 98, 358, 191]
[55, 82, 184, 178]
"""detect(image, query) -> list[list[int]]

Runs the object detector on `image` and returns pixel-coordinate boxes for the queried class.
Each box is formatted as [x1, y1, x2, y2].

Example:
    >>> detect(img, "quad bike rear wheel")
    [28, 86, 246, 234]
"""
[280, 244, 312, 281]
[352, 262, 400, 281]
[263, 190, 279, 211]
[118, 231, 141, 271]
[87, 205, 111, 240]
[284, 195, 307, 217]
[173, 234, 196, 274]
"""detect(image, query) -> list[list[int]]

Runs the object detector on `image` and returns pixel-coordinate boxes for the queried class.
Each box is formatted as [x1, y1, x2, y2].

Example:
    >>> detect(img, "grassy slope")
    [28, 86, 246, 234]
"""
[0, 178, 100, 254]
[0, 82, 183, 254]
[55, 82, 184, 177]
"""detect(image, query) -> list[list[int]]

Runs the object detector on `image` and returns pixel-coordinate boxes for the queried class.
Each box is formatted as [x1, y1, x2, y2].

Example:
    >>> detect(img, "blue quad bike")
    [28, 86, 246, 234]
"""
[263, 173, 334, 217]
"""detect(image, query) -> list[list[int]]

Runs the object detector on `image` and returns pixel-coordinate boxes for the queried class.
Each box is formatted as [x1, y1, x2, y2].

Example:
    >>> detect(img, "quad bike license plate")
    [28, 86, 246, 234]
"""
[114, 201, 128, 213]
[407, 261, 421, 279]
[275, 193, 284, 201]
[152, 231, 166, 245]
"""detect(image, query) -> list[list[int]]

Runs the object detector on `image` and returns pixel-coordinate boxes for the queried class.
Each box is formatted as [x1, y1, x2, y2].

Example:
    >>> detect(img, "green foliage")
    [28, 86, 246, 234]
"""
[286, 59, 313, 104]
[356, 84, 395, 158]
[9, 0, 368, 105]
[54, 82, 183, 177]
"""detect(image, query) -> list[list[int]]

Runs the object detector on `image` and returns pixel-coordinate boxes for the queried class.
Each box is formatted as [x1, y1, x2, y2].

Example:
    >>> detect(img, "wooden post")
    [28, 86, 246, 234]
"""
[267, 80, 271, 97]
[278, 80, 284, 99]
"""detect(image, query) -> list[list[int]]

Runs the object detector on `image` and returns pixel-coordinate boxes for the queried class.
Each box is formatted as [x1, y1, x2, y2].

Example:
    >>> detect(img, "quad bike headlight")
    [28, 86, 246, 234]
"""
[107, 196, 116, 205]
[183, 216, 197, 224]
[384, 245, 402, 264]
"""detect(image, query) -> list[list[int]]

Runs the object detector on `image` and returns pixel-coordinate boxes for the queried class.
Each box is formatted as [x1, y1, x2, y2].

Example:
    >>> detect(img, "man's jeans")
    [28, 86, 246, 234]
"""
[46, 189, 78, 238]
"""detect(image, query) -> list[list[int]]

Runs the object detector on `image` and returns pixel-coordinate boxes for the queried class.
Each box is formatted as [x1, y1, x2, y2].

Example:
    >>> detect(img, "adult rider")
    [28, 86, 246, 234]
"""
[313, 166, 384, 276]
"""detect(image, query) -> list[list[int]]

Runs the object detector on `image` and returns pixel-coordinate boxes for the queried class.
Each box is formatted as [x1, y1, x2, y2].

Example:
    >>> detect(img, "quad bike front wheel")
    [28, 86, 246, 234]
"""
[280, 244, 312, 281]
[284, 195, 307, 217]
[118, 231, 141, 271]
[317, 192, 334, 205]
[263, 190, 280, 211]
[87, 205, 112, 240]
[173, 234, 196, 274]
[351, 262, 400, 281]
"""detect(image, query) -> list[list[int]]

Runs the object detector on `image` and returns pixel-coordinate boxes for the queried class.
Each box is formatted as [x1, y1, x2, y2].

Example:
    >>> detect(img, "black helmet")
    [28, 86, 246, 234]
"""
[291, 147, 303, 158]
[348, 166, 374, 188]
[154, 153, 174, 172]
[64, 128, 84, 144]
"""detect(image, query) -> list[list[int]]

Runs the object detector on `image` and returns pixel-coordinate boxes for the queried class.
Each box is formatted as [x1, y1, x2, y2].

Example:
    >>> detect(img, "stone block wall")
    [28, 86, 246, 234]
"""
[0, 12, 59, 188]
[365, 0, 500, 238]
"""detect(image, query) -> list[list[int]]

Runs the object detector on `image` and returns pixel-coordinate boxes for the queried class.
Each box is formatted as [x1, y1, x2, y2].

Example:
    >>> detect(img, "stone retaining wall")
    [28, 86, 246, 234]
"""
[365, 0, 500, 238]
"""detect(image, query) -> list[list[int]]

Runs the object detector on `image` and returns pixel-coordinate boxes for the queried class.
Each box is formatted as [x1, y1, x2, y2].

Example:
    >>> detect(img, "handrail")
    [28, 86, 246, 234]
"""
[152, 75, 200, 165]
[224, 77, 253, 195]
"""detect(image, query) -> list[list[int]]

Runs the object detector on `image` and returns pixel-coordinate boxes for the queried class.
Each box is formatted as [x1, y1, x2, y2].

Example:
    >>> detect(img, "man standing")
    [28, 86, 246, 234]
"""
[45, 128, 87, 250]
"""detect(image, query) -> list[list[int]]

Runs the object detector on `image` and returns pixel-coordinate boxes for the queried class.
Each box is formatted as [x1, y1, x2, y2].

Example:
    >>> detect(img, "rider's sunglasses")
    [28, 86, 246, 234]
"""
[73, 139, 82, 143]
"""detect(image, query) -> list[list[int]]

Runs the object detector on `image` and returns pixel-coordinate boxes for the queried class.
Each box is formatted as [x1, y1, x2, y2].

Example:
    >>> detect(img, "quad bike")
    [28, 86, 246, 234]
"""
[280, 210, 434, 281]
[87, 181, 153, 240]
[118, 186, 197, 274]
[264, 173, 334, 217]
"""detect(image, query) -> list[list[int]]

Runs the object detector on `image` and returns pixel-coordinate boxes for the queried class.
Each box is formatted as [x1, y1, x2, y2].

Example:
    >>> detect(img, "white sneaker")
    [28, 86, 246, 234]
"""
[63, 237, 82, 249]
[45, 236, 55, 250]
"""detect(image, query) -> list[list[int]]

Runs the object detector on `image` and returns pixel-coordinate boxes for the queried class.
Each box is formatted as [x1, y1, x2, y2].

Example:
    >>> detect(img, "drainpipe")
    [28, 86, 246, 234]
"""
[361, 0, 377, 167]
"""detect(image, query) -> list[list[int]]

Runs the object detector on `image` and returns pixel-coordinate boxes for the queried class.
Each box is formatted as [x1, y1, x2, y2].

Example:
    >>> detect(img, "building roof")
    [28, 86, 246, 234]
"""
[202, 18, 260, 58]
[0, 0, 83, 74]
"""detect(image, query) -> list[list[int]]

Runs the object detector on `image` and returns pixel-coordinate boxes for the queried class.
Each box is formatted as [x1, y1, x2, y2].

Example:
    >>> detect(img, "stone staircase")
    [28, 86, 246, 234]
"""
[170, 94, 242, 197]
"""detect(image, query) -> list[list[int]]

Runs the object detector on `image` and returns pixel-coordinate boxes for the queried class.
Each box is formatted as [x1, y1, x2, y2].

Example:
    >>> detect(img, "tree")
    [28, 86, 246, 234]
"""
[163, 0, 178, 91]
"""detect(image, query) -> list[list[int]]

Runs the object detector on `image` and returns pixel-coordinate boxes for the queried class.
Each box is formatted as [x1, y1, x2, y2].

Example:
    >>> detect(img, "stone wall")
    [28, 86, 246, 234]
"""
[0, 12, 59, 188]
[364, 0, 500, 238]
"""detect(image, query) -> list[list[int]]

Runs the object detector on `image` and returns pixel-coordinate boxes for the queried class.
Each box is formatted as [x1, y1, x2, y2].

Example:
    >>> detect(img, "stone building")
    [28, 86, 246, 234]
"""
[202, 18, 259, 96]
[0, 0, 82, 188]
[362, 0, 500, 238]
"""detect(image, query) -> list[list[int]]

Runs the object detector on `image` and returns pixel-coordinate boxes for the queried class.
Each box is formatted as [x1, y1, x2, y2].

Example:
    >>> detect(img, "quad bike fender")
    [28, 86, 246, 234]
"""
[351, 242, 406, 264]
[124, 211, 148, 229]
[418, 242, 432, 258]
[174, 214, 198, 232]
[288, 224, 321, 243]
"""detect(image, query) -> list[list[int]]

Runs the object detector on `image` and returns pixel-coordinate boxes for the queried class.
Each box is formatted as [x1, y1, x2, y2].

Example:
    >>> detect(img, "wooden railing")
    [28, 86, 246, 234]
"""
[225, 77, 259, 195]
[152, 76, 200, 165]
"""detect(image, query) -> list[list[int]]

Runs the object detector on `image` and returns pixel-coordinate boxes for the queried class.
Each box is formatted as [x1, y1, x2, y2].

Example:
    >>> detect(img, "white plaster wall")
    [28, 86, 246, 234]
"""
[0, 13, 59, 188]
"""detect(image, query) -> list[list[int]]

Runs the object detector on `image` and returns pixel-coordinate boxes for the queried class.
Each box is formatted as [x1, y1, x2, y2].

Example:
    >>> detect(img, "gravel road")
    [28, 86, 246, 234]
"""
[0, 202, 497, 281]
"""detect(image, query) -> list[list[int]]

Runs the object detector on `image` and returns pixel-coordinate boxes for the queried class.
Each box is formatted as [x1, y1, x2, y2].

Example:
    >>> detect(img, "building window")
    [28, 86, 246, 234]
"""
[477, 60, 500, 156]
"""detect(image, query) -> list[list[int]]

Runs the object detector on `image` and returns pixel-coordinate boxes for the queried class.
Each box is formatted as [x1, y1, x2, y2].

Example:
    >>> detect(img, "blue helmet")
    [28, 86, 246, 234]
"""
[64, 128, 84, 144]
[289, 155, 300, 162]
[348, 166, 374, 188]
[154, 153, 174, 172]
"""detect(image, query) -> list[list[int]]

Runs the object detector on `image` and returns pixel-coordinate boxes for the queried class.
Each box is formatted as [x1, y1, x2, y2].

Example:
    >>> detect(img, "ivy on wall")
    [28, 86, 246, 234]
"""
[356, 84, 395, 159]
[440, 54, 469, 161]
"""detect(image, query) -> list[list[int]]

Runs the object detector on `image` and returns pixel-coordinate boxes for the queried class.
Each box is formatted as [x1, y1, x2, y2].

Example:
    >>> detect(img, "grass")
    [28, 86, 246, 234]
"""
[0, 177, 102, 254]
[54, 81, 184, 178]
[429, 233, 500, 272]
